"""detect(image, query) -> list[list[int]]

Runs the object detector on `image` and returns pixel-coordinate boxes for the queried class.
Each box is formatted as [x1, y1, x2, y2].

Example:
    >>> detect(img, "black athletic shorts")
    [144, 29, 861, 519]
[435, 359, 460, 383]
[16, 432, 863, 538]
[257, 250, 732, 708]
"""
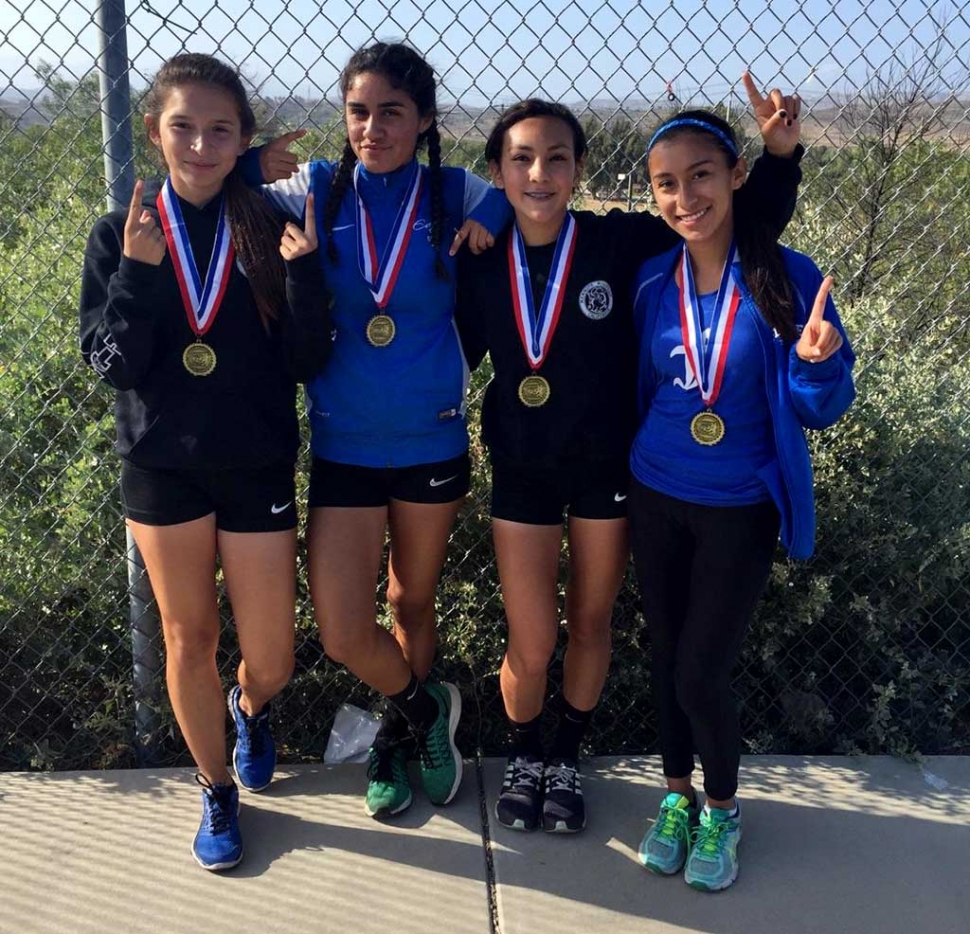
[490, 455, 630, 525]
[120, 459, 297, 532]
[308, 452, 471, 507]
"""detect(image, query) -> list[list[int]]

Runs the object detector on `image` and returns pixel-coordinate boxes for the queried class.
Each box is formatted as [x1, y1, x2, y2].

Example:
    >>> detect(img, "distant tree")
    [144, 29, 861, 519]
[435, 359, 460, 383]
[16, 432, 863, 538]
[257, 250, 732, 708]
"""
[582, 116, 646, 199]
[820, 31, 970, 309]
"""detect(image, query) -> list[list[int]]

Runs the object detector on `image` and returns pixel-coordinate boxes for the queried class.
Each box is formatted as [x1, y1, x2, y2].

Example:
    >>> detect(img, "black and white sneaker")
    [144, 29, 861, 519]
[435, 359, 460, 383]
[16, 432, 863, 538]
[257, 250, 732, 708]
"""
[542, 757, 585, 833]
[495, 754, 544, 831]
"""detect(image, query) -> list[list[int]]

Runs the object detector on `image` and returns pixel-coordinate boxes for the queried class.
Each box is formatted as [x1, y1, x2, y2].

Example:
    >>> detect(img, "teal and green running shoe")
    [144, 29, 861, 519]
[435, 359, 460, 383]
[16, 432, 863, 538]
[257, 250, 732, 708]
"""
[638, 792, 699, 875]
[684, 801, 742, 891]
[365, 738, 412, 818]
[416, 681, 462, 805]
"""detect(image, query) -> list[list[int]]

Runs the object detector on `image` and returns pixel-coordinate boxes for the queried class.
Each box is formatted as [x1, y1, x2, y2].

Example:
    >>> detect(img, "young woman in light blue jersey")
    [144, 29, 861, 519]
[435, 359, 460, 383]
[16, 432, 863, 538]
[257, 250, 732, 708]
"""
[630, 109, 855, 890]
[243, 41, 509, 818]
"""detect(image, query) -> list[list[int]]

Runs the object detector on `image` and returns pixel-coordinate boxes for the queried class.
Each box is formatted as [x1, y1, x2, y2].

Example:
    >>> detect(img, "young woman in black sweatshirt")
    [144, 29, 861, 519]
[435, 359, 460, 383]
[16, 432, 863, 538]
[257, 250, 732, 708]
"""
[79, 53, 331, 871]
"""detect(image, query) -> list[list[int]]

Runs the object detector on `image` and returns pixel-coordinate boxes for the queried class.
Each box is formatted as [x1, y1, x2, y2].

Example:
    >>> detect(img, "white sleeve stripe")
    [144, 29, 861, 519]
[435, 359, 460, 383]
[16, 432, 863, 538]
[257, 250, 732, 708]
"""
[633, 272, 664, 306]
[260, 163, 312, 217]
[462, 169, 490, 218]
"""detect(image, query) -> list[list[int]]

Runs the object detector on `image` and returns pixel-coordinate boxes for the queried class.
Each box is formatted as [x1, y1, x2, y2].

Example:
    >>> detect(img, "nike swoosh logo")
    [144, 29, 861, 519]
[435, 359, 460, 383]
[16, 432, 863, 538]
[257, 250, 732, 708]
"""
[270, 502, 292, 514]
[614, 493, 627, 502]
[331, 223, 353, 232]
[429, 475, 458, 487]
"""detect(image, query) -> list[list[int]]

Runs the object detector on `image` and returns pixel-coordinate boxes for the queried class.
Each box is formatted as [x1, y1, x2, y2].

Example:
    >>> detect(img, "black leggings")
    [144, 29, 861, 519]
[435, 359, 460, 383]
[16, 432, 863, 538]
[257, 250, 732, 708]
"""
[629, 481, 780, 801]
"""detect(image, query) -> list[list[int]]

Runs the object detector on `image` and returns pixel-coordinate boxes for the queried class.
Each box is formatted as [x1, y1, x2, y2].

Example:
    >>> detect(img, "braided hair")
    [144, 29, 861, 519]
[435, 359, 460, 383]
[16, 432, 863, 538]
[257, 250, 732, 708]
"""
[646, 109, 797, 341]
[143, 53, 286, 331]
[323, 41, 449, 279]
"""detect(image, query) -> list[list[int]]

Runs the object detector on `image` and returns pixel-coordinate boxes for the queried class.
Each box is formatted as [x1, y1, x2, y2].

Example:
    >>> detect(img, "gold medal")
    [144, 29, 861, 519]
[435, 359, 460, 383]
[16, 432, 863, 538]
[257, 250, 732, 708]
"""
[518, 374, 551, 407]
[366, 314, 396, 347]
[183, 341, 217, 377]
[691, 410, 725, 445]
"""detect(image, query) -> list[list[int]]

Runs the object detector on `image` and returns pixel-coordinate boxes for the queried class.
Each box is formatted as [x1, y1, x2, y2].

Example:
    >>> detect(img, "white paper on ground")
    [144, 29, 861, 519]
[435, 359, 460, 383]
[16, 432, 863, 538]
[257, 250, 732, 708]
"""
[323, 703, 380, 764]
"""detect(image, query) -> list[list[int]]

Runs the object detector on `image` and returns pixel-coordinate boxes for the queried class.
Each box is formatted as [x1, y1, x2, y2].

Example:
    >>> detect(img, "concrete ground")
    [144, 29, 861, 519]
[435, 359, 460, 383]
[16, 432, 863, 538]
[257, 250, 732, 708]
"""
[1, 755, 968, 934]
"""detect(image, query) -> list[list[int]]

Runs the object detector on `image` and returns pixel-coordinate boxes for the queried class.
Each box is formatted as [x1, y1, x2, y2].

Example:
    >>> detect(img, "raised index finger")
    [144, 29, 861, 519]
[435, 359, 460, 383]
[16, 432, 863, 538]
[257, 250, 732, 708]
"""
[303, 191, 316, 239]
[810, 275, 833, 326]
[742, 72, 765, 109]
[127, 179, 144, 222]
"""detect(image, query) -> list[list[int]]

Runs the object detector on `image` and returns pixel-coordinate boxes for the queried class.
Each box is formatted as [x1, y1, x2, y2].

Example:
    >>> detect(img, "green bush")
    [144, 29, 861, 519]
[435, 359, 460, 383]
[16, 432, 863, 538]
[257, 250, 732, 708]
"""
[1, 94, 968, 771]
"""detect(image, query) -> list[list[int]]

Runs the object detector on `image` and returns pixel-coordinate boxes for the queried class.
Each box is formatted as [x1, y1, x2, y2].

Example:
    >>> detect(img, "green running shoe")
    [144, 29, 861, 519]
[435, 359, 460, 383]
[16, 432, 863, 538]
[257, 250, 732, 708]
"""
[638, 792, 699, 875]
[416, 681, 462, 805]
[684, 801, 742, 891]
[364, 738, 412, 818]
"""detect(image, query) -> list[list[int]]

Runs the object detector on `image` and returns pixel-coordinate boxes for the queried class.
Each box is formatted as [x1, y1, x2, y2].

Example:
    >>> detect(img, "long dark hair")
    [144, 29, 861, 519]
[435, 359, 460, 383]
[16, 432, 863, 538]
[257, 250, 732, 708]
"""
[144, 53, 285, 330]
[484, 98, 588, 165]
[322, 41, 448, 279]
[647, 109, 796, 341]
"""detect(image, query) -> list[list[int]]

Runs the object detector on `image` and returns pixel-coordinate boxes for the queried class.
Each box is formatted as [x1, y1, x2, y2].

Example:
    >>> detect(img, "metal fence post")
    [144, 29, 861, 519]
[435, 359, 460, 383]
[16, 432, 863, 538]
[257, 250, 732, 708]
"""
[97, 0, 161, 764]
[126, 528, 162, 764]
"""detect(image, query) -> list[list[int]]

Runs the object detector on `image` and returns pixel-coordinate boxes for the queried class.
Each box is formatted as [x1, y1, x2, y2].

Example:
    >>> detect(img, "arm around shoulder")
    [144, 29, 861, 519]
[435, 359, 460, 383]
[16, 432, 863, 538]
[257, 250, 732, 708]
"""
[738, 145, 804, 239]
[462, 169, 513, 236]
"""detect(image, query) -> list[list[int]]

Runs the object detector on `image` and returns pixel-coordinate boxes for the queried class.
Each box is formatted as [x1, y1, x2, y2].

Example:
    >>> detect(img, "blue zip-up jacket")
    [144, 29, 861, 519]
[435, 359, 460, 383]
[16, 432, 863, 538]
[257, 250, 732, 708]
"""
[244, 153, 510, 467]
[631, 245, 856, 559]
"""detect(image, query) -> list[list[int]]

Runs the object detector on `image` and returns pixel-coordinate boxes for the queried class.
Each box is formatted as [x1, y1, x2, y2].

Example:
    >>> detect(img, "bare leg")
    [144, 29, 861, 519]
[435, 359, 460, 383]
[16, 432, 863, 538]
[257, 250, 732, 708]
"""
[560, 516, 628, 710]
[386, 497, 464, 680]
[307, 506, 412, 695]
[219, 527, 297, 715]
[128, 515, 228, 784]
[493, 519, 564, 723]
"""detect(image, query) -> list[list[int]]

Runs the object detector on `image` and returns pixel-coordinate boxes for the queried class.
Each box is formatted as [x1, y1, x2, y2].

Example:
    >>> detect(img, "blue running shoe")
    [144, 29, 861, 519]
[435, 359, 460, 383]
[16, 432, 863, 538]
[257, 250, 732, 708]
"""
[228, 685, 276, 792]
[684, 801, 742, 891]
[639, 792, 700, 875]
[192, 775, 243, 871]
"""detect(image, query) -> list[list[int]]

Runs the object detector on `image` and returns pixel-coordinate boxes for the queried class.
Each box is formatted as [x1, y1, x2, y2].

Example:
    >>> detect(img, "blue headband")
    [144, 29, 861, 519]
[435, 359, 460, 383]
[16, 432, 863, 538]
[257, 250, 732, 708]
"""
[647, 118, 739, 157]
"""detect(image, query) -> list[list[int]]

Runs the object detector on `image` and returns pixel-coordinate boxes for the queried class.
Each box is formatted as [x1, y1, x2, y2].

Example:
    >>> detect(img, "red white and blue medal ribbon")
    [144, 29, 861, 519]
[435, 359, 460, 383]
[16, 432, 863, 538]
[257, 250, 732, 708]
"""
[678, 241, 740, 407]
[354, 161, 423, 309]
[156, 177, 234, 337]
[508, 213, 577, 370]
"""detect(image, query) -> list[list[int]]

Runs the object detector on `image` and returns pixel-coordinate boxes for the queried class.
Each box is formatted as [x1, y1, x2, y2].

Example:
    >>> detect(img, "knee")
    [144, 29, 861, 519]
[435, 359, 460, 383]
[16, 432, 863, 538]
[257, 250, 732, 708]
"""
[566, 614, 612, 652]
[245, 652, 294, 696]
[674, 665, 727, 720]
[164, 621, 218, 668]
[505, 640, 556, 682]
[319, 624, 368, 667]
[386, 580, 434, 625]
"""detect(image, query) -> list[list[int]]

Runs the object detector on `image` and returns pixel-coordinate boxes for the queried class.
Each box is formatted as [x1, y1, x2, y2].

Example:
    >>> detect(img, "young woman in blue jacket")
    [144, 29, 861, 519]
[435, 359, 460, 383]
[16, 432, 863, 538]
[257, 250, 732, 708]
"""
[630, 110, 855, 891]
[243, 42, 508, 818]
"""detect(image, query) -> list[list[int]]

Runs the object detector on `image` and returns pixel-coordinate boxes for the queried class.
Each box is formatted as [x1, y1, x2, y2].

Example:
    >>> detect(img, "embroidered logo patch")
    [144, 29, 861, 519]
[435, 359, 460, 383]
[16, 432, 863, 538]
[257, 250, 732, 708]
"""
[579, 280, 613, 320]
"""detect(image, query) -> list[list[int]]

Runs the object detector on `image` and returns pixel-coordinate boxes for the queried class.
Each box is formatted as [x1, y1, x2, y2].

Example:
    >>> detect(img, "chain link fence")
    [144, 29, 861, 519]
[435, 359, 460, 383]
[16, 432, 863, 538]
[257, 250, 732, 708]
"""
[1, 1, 969, 771]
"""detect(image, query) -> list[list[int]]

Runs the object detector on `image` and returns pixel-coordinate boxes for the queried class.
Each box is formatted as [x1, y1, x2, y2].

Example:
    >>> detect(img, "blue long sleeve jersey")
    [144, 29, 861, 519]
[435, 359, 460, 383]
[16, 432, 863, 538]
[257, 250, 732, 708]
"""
[246, 154, 510, 467]
[631, 245, 856, 559]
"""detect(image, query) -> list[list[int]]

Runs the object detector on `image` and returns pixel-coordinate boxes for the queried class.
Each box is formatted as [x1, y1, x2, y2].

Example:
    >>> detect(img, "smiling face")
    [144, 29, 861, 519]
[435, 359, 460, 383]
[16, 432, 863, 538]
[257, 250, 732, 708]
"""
[648, 133, 746, 254]
[344, 70, 433, 174]
[145, 83, 249, 206]
[489, 115, 584, 246]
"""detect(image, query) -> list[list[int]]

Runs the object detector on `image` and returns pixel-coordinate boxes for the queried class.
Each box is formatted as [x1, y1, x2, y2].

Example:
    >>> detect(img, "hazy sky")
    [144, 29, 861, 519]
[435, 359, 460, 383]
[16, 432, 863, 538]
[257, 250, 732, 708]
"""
[1, 0, 967, 107]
